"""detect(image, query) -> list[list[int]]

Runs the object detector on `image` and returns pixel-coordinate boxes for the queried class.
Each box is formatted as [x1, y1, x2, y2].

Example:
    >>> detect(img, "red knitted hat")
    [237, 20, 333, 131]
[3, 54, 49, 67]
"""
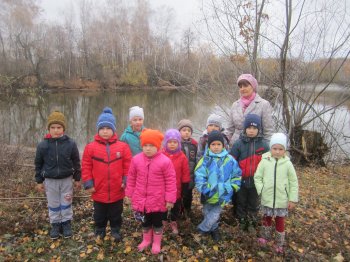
[140, 129, 164, 150]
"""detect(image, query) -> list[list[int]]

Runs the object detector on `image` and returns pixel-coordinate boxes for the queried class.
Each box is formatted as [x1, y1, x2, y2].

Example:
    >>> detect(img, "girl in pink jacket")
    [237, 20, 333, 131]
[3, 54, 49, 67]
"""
[125, 129, 177, 255]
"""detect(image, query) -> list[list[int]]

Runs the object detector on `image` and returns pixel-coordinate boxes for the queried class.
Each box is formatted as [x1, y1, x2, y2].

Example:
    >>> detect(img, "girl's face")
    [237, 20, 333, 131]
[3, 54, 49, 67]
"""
[207, 124, 220, 133]
[239, 82, 254, 97]
[271, 144, 286, 159]
[179, 127, 192, 140]
[49, 124, 64, 138]
[209, 141, 223, 154]
[143, 144, 158, 157]
[130, 116, 144, 132]
[167, 139, 179, 151]
[246, 126, 259, 137]
[98, 127, 114, 140]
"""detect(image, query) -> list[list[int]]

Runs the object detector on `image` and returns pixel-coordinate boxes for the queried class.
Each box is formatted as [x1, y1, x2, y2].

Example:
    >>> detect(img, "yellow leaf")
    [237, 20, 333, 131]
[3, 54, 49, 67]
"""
[124, 246, 132, 253]
[50, 243, 56, 249]
[86, 248, 93, 254]
[80, 252, 86, 258]
[298, 248, 304, 253]
[37, 247, 44, 254]
[247, 259, 253, 262]
[97, 251, 104, 260]
[213, 245, 219, 251]
[198, 250, 203, 254]
[87, 245, 93, 249]
[140, 257, 147, 261]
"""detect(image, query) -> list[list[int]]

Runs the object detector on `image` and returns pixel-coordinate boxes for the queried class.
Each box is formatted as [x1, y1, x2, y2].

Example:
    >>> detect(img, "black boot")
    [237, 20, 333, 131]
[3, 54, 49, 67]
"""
[95, 227, 106, 239]
[50, 223, 61, 240]
[111, 227, 122, 242]
[211, 228, 221, 242]
[62, 220, 72, 238]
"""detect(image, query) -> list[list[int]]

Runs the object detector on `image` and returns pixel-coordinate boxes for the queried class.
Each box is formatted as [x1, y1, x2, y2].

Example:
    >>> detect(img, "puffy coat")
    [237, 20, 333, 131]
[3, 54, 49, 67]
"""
[254, 152, 299, 209]
[82, 133, 132, 203]
[230, 133, 269, 188]
[34, 134, 81, 183]
[181, 138, 198, 188]
[163, 150, 191, 200]
[195, 149, 242, 206]
[120, 125, 144, 156]
[125, 151, 177, 213]
[226, 93, 274, 145]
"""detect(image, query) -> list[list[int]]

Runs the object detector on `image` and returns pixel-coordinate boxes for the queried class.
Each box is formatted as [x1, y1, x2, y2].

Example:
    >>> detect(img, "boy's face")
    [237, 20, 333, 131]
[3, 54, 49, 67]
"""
[271, 144, 286, 159]
[167, 139, 179, 151]
[179, 127, 192, 140]
[143, 144, 158, 157]
[246, 126, 259, 137]
[49, 124, 64, 138]
[98, 127, 114, 140]
[130, 116, 144, 132]
[209, 141, 223, 154]
[207, 124, 220, 133]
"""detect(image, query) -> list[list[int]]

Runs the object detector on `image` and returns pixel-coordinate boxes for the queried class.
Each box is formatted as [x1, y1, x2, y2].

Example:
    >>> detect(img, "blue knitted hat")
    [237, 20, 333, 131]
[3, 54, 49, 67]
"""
[96, 107, 117, 132]
[244, 113, 261, 130]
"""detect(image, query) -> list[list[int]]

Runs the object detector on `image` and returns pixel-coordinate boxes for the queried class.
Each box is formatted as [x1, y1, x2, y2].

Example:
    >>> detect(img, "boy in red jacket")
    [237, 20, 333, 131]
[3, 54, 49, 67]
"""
[82, 107, 132, 242]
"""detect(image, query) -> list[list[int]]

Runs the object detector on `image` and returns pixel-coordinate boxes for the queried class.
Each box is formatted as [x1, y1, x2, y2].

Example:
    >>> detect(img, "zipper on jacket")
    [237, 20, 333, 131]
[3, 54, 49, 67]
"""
[56, 140, 59, 177]
[248, 141, 253, 187]
[107, 143, 111, 202]
[273, 159, 278, 210]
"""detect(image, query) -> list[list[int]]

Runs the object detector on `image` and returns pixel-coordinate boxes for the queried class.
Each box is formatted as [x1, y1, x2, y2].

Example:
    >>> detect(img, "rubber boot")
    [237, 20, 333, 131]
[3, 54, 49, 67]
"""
[50, 223, 61, 240]
[61, 220, 72, 238]
[151, 228, 163, 255]
[257, 225, 272, 246]
[274, 231, 285, 253]
[170, 221, 178, 235]
[138, 228, 153, 252]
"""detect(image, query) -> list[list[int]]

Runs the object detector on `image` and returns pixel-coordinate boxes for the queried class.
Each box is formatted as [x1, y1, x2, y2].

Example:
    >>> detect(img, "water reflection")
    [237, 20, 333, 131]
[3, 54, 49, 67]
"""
[0, 90, 219, 151]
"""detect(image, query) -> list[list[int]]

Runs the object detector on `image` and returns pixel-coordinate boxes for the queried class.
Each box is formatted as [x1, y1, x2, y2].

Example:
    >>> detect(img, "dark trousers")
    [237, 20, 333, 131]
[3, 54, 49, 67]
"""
[162, 199, 182, 221]
[236, 185, 259, 220]
[182, 188, 193, 211]
[143, 212, 166, 228]
[93, 199, 123, 230]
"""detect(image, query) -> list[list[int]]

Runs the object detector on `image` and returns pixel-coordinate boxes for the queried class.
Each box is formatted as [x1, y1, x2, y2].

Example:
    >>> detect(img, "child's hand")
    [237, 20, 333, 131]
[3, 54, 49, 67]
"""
[74, 181, 81, 191]
[288, 201, 296, 210]
[124, 197, 131, 205]
[166, 202, 174, 210]
[86, 187, 96, 194]
[36, 183, 45, 193]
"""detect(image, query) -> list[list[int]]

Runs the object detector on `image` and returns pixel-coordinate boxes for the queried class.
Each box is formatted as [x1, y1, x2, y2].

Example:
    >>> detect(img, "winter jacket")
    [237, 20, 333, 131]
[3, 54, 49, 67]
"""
[226, 93, 274, 145]
[181, 138, 198, 189]
[195, 149, 242, 206]
[230, 133, 269, 188]
[82, 133, 132, 203]
[197, 130, 230, 161]
[254, 152, 299, 209]
[120, 125, 144, 156]
[34, 134, 81, 183]
[163, 150, 191, 200]
[125, 151, 177, 213]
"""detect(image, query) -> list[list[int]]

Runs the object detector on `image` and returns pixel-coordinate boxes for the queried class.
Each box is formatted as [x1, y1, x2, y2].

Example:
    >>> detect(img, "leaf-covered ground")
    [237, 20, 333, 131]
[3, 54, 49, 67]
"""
[0, 147, 349, 261]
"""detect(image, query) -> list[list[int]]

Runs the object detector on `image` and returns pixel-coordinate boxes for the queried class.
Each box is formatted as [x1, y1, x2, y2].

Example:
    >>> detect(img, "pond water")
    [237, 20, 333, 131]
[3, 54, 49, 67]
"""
[0, 88, 349, 159]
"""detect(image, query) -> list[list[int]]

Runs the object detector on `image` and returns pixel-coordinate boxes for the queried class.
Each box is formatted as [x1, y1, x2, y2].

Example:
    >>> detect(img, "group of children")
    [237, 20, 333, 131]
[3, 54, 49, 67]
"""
[35, 105, 298, 255]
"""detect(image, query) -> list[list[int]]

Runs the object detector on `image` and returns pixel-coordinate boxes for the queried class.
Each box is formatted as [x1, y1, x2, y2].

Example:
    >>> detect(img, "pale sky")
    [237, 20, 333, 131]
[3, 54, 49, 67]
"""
[40, 0, 201, 37]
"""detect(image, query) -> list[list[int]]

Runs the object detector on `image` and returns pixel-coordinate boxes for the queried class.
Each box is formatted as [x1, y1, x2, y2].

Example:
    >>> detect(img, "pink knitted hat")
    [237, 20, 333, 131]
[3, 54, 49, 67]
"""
[237, 74, 258, 92]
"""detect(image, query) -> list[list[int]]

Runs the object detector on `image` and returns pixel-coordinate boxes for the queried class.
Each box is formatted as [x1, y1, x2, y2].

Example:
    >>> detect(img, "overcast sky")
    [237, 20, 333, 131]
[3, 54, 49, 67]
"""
[40, 0, 201, 37]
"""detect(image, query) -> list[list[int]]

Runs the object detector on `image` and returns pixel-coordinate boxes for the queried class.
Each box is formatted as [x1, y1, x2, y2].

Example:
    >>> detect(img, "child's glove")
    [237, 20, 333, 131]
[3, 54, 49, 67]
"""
[86, 187, 96, 194]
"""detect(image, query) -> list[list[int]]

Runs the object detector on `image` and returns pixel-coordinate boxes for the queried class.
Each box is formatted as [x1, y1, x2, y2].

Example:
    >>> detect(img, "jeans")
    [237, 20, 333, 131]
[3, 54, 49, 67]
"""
[197, 203, 222, 232]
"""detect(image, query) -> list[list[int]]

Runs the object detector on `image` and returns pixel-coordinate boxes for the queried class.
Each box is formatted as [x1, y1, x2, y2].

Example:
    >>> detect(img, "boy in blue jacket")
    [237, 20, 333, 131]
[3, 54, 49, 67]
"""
[195, 131, 241, 241]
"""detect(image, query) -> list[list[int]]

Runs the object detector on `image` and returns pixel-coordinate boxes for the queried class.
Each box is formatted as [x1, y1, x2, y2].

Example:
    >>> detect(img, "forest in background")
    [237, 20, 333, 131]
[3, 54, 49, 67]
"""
[0, 0, 349, 90]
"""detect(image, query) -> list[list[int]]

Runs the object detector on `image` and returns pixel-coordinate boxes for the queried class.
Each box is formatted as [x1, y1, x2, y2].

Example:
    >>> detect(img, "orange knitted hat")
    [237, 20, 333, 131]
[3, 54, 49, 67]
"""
[140, 129, 164, 150]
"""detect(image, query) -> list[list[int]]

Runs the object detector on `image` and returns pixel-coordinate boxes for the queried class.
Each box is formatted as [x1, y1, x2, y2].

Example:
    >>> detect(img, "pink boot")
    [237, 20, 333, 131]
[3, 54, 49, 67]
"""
[274, 231, 285, 254]
[170, 221, 178, 235]
[138, 228, 153, 252]
[151, 228, 163, 255]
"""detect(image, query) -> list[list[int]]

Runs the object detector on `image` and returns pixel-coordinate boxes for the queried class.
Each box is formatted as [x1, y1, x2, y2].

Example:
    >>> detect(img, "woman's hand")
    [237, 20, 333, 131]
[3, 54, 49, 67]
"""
[166, 202, 174, 210]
